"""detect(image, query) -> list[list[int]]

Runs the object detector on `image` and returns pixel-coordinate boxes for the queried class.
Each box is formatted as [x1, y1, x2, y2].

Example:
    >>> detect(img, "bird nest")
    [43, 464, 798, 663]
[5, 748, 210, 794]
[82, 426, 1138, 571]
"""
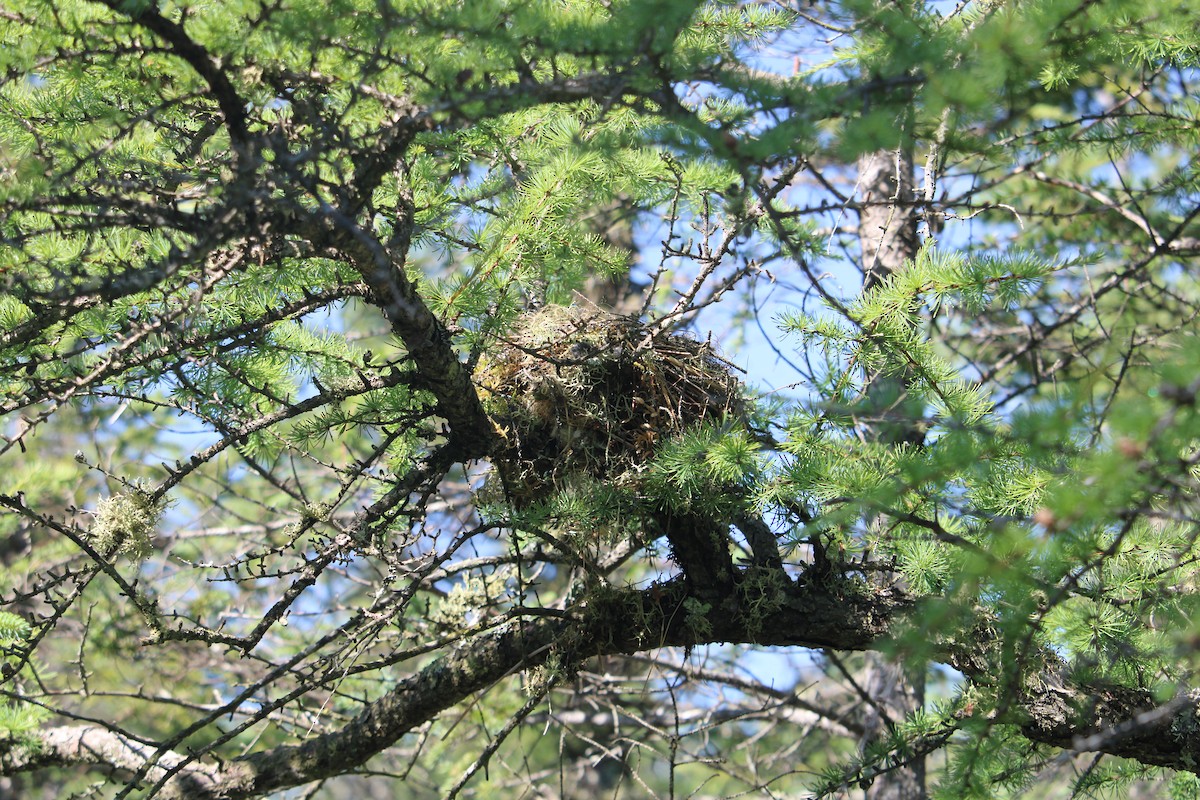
[478, 306, 743, 506]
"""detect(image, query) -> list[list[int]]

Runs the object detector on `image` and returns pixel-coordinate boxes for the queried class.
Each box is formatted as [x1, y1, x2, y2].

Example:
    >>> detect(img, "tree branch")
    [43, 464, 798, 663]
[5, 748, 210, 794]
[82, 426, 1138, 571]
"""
[98, 0, 253, 169]
[300, 200, 498, 460]
[11, 569, 1200, 796]
[0, 726, 223, 795]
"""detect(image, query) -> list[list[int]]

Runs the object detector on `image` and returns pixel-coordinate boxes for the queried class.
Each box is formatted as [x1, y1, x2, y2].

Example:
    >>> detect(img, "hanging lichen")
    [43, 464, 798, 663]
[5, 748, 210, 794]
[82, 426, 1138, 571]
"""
[87, 486, 165, 563]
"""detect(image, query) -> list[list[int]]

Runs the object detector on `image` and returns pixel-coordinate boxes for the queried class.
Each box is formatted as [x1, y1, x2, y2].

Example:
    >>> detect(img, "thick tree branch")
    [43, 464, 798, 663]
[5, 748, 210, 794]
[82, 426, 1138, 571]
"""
[213, 576, 906, 799]
[14, 567, 1200, 798]
[7, 575, 902, 798]
[1004, 663, 1200, 771]
[98, 0, 253, 168]
[302, 204, 497, 460]
[0, 726, 223, 795]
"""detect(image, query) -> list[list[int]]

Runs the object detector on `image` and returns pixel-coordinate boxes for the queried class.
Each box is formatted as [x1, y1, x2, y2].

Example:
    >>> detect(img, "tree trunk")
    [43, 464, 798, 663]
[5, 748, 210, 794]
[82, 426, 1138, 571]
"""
[857, 145, 927, 800]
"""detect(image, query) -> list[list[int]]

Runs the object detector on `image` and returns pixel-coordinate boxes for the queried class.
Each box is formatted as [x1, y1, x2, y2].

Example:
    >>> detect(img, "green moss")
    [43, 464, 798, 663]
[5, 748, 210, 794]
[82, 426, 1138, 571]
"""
[682, 597, 713, 639]
[738, 568, 787, 638]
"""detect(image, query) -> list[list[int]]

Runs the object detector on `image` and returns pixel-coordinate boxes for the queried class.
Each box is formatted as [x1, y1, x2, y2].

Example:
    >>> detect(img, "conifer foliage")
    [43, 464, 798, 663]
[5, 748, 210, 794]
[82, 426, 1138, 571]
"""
[2, 0, 1200, 797]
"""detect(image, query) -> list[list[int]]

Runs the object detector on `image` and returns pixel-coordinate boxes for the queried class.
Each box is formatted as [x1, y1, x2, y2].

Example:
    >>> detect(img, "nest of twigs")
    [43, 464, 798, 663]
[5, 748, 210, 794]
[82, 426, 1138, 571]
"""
[479, 306, 743, 506]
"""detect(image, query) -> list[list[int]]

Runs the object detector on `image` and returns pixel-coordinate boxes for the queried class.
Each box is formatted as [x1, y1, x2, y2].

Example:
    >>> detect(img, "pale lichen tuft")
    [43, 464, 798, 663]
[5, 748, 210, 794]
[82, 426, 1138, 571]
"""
[88, 486, 165, 563]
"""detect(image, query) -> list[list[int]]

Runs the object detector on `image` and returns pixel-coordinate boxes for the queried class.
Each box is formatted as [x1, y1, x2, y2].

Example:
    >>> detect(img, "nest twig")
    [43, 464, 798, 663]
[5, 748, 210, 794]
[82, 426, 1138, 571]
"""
[478, 306, 743, 505]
